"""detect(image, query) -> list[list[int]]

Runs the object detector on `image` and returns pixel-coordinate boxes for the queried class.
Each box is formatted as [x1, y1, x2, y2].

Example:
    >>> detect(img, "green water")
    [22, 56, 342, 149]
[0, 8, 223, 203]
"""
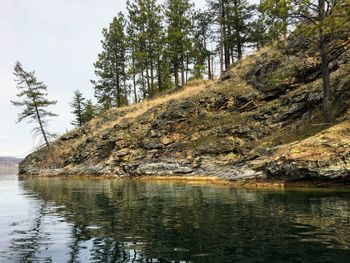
[0, 174, 350, 262]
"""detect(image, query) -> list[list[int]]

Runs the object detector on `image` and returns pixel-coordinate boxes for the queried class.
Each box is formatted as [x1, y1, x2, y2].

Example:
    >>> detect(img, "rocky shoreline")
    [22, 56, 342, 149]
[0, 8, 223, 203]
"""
[18, 173, 350, 189]
[19, 43, 350, 186]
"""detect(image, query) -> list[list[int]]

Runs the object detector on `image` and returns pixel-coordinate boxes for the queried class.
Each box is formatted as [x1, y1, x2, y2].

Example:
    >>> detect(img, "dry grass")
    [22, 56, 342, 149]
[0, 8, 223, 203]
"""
[41, 144, 66, 169]
[126, 80, 212, 116]
[55, 79, 215, 152]
[270, 120, 350, 162]
[60, 45, 279, 147]
[71, 47, 273, 141]
[116, 79, 212, 117]
[60, 45, 281, 151]
[86, 79, 215, 136]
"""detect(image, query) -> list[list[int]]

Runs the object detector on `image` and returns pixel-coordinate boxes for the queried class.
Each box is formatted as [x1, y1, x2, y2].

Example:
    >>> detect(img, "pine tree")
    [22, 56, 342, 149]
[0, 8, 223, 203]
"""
[290, 0, 350, 123]
[227, 0, 255, 61]
[157, 50, 174, 92]
[70, 90, 86, 127]
[192, 9, 214, 79]
[11, 61, 57, 148]
[83, 99, 96, 123]
[126, 7, 139, 103]
[207, 0, 254, 74]
[127, 0, 164, 98]
[157, 33, 173, 93]
[249, 10, 271, 50]
[164, 0, 194, 89]
[207, 0, 233, 74]
[260, 0, 292, 42]
[92, 12, 129, 110]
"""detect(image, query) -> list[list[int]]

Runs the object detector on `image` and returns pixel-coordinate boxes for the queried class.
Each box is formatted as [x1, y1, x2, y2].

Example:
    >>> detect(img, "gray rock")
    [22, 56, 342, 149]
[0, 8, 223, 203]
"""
[134, 161, 194, 175]
[220, 71, 233, 81]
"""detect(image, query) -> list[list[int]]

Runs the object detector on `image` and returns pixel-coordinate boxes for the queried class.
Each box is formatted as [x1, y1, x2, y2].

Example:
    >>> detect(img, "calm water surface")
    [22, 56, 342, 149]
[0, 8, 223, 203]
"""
[0, 174, 350, 262]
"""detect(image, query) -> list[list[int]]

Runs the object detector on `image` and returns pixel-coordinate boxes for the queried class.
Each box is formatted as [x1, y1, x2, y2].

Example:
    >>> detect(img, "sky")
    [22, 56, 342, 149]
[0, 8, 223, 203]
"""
[0, 0, 208, 157]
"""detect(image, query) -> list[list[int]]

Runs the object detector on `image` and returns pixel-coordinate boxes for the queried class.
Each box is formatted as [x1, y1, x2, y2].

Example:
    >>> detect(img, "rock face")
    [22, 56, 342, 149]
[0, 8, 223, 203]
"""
[19, 44, 350, 185]
[251, 120, 350, 182]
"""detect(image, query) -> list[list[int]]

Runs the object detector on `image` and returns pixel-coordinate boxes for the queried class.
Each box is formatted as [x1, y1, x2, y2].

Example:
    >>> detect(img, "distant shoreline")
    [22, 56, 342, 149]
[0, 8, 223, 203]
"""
[0, 156, 21, 175]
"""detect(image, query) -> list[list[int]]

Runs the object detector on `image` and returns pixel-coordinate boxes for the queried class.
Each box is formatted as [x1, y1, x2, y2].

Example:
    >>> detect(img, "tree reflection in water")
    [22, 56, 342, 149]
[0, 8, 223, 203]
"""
[6, 177, 350, 263]
[8, 201, 51, 262]
[67, 223, 86, 263]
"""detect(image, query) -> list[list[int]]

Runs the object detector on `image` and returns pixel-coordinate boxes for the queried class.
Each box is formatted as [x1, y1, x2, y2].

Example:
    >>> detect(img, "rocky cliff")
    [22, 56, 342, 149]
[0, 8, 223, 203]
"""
[19, 41, 350, 185]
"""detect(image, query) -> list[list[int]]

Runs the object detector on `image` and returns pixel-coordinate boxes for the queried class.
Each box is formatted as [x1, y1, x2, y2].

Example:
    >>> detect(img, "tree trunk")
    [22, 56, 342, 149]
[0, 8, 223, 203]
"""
[212, 57, 215, 79]
[174, 63, 179, 90]
[230, 47, 234, 64]
[319, 0, 333, 123]
[146, 68, 152, 98]
[233, 0, 242, 61]
[225, 24, 231, 68]
[181, 59, 185, 87]
[204, 37, 211, 80]
[132, 71, 137, 104]
[225, 43, 230, 69]
[207, 54, 212, 80]
[150, 60, 154, 98]
[116, 74, 121, 107]
[141, 71, 146, 99]
[282, 0, 288, 43]
[122, 65, 128, 106]
[236, 32, 242, 61]
[132, 48, 138, 104]
[186, 56, 189, 84]
[78, 103, 82, 127]
[34, 105, 50, 148]
[321, 48, 332, 123]
[219, 1, 225, 76]
[157, 56, 162, 93]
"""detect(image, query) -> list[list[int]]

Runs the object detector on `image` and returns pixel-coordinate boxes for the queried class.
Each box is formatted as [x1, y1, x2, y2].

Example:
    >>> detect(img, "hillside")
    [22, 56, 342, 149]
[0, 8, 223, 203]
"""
[19, 41, 350, 185]
[0, 157, 22, 175]
[0, 157, 22, 166]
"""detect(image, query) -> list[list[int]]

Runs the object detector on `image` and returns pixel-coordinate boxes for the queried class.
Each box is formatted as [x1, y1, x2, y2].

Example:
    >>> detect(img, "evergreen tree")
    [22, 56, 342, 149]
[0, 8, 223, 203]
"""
[11, 61, 57, 148]
[260, 0, 292, 42]
[127, 0, 164, 98]
[83, 100, 96, 123]
[227, 0, 255, 61]
[127, 0, 147, 99]
[157, 50, 174, 92]
[92, 12, 129, 110]
[192, 9, 214, 79]
[290, 0, 350, 123]
[164, 0, 194, 89]
[249, 10, 271, 49]
[206, 0, 227, 75]
[157, 35, 174, 93]
[70, 90, 85, 128]
[126, 8, 139, 103]
[207, 0, 254, 74]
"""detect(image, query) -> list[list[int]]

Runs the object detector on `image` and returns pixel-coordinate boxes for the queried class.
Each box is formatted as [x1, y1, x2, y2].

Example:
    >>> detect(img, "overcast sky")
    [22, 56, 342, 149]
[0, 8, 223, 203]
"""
[1, 0, 262, 157]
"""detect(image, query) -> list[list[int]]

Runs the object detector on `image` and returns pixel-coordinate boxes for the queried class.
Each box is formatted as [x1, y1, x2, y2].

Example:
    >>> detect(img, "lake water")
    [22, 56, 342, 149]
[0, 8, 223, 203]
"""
[0, 174, 350, 263]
